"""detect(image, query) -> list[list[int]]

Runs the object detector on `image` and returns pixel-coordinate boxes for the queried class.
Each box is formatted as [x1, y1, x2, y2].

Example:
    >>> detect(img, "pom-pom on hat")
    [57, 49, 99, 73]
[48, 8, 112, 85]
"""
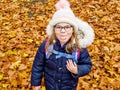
[46, 0, 95, 48]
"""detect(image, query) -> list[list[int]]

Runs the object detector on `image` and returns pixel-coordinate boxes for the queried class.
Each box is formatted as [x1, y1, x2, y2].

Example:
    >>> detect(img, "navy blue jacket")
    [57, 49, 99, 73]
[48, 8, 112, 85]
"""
[31, 40, 92, 90]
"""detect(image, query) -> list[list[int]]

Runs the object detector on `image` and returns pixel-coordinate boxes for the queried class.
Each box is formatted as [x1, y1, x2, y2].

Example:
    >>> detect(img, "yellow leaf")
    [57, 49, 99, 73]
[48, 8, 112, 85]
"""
[2, 84, 9, 88]
[36, 41, 40, 45]
[14, 60, 21, 67]
[11, 80, 17, 87]
[23, 53, 29, 58]
[107, 77, 114, 82]
[41, 86, 46, 90]
[100, 17, 107, 22]
[10, 61, 21, 69]
[9, 32, 16, 38]
[26, 38, 33, 43]
[117, 7, 120, 12]
[5, 50, 18, 55]
[0, 74, 3, 80]
[19, 71, 28, 79]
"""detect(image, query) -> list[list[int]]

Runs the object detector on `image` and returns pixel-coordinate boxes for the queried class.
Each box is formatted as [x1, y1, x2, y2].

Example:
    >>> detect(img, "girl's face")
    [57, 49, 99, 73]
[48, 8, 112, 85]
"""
[54, 23, 73, 46]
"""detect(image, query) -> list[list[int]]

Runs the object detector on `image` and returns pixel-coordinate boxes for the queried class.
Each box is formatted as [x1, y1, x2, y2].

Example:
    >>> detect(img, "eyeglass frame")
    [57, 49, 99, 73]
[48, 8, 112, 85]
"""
[54, 25, 73, 32]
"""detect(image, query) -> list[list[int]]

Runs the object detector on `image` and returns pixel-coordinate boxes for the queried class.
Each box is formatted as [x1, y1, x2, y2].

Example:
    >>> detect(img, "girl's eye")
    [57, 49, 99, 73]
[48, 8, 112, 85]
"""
[65, 26, 70, 29]
[56, 26, 61, 29]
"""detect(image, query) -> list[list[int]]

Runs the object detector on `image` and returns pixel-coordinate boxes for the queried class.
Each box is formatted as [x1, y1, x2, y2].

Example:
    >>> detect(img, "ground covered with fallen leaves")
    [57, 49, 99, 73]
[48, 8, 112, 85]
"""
[0, 0, 120, 90]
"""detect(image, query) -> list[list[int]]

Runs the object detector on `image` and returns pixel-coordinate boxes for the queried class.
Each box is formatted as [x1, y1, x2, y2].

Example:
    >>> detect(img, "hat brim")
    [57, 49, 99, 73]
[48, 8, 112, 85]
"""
[46, 17, 78, 36]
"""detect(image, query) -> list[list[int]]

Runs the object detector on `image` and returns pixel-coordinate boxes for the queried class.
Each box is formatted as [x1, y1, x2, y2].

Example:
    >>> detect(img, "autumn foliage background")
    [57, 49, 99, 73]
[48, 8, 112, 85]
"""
[0, 0, 120, 90]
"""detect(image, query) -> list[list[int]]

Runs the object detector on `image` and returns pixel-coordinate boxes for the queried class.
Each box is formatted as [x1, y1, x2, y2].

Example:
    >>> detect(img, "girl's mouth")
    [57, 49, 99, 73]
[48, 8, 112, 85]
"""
[60, 36, 66, 40]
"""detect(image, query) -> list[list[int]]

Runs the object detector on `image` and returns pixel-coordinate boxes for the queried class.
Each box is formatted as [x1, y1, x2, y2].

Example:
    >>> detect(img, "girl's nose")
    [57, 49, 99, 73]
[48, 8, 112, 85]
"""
[60, 28, 66, 32]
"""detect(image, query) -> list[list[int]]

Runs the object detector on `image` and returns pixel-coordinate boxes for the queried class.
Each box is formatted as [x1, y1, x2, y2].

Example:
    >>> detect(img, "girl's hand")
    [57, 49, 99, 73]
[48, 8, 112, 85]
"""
[33, 86, 41, 90]
[66, 60, 78, 74]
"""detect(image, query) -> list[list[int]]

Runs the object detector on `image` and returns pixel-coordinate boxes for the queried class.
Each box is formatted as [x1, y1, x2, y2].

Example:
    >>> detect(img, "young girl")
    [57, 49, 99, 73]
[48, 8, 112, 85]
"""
[31, 0, 95, 90]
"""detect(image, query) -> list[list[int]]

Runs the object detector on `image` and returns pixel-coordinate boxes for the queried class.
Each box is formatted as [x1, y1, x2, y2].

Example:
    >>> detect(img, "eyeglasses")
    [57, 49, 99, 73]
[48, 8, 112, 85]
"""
[54, 25, 73, 32]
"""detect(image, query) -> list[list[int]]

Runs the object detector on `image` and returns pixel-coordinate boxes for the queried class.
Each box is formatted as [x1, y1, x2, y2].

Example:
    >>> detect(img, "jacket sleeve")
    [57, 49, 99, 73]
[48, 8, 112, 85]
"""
[72, 48, 92, 78]
[31, 40, 46, 86]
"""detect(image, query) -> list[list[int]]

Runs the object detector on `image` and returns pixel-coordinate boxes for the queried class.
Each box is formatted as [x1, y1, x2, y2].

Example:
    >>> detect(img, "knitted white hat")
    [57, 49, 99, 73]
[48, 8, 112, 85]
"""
[46, 0, 95, 48]
[46, 0, 78, 35]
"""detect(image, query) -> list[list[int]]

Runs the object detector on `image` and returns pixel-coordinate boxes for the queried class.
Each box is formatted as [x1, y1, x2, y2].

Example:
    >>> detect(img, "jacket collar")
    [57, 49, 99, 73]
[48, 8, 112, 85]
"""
[54, 39, 67, 51]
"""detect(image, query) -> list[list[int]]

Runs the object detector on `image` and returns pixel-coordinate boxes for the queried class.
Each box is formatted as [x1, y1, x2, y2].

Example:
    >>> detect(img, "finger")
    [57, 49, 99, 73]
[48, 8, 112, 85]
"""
[66, 60, 75, 69]
[66, 64, 71, 72]
[66, 64, 69, 70]
[66, 60, 73, 70]
[73, 62, 77, 67]
[67, 60, 71, 66]
[66, 60, 71, 69]
[69, 60, 75, 67]
[68, 60, 73, 65]
[66, 60, 70, 67]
